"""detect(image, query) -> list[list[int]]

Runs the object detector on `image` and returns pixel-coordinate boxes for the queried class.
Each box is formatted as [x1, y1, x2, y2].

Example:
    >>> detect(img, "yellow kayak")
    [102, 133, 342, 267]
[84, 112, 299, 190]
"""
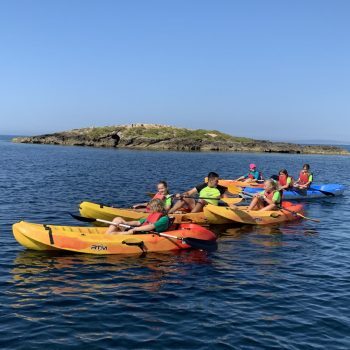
[79, 201, 232, 225]
[12, 221, 216, 255]
[204, 202, 305, 225]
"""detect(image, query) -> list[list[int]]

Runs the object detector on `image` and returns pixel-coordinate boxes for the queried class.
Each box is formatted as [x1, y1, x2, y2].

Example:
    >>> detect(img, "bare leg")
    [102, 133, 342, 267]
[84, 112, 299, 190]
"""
[106, 217, 126, 234]
[191, 200, 206, 213]
[248, 196, 264, 211]
[168, 197, 196, 213]
[168, 199, 186, 214]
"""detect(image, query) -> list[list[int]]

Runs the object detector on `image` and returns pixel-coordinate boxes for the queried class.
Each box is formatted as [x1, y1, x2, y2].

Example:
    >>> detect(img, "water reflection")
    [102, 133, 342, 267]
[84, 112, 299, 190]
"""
[10, 249, 213, 300]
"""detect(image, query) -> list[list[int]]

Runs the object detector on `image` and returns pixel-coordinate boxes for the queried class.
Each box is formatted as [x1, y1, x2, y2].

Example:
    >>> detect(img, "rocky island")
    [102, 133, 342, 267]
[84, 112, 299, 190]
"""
[12, 124, 349, 155]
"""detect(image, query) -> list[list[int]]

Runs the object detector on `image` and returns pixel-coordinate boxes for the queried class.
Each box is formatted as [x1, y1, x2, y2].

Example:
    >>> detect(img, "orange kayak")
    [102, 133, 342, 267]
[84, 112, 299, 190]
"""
[218, 179, 264, 189]
[204, 177, 264, 189]
[12, 221, 216, 255]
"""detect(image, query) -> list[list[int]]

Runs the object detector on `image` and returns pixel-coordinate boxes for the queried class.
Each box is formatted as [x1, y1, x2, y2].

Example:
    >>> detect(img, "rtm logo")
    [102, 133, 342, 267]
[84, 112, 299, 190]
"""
[91, 245, 108, 251]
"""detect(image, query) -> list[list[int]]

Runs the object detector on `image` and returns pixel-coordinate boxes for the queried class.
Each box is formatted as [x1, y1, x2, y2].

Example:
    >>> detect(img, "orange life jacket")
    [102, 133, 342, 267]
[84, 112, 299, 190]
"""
[142, 212, 164, 226]
[263, 190, 281, 205]
[278, 174, 293, 187]
[248, 171, 263, 180]
[299, 171, 310, 185]
[152, 192, 166, 201]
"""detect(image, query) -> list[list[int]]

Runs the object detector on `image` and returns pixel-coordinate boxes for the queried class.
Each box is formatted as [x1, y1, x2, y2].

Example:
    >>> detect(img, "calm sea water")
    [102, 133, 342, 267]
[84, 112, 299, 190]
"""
[0, 136, 349, 349]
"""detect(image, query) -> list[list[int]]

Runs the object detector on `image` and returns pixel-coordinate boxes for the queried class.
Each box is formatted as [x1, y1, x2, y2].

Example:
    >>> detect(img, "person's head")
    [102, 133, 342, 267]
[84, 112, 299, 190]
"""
[279, 169, 288, 177]
[207, 172, 219, 187]
[157, 181, 168, 195]
[147, 198, 165, 213]
[264, 179, 278, 192]
[249, 163, 257, 171]
[302, 164, 310, 172]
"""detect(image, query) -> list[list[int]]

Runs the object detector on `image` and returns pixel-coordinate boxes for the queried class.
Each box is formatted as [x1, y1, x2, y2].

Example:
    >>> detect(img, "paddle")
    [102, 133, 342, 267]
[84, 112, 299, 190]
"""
[69, 213, 217, 251]
[308, 187, 335, 197]
[146, 192, 243, 205]
[227, 185, 320, 223]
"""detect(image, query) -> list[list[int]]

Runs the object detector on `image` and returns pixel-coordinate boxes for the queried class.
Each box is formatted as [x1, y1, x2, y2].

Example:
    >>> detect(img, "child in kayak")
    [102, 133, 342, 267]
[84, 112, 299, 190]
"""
[107, 198, 170, 234]
[248, 179, 282, 211]
[278, 169, 294, 191]
[132, 180, 173, 212]
[168, 172, 230, 214]
[235, 163, 263, 183]
[293, 164, 313, 189]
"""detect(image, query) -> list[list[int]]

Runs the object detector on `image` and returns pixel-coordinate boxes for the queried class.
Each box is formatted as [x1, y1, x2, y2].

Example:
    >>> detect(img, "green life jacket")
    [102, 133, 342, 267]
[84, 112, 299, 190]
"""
[199, 186, 221, 205]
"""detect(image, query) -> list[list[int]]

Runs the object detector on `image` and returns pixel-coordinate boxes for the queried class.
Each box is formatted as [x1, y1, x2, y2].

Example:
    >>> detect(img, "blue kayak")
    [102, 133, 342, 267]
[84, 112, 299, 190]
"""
[243, 183, 346, 200]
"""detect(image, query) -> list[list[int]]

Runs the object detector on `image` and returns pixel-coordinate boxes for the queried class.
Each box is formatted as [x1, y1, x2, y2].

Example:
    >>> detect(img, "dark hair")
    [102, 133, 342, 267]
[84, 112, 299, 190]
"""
[270, 174, 279, 181]
[279, 169, 288, 176]
[303, 164, 310, 170]
[207, 172, 219, 179]
[158, 180, 168, 188]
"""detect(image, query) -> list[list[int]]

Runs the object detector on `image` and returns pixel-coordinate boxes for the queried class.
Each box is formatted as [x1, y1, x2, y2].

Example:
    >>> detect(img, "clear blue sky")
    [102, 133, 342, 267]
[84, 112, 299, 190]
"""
[1, 0, 349, 142]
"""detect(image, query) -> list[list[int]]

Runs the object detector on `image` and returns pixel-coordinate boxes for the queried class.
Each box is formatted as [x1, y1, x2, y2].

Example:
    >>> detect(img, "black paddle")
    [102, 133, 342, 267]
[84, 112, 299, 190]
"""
[308, 187, 335, 197]
[227, 185, 320, 223]
[69, 213, 217, 251]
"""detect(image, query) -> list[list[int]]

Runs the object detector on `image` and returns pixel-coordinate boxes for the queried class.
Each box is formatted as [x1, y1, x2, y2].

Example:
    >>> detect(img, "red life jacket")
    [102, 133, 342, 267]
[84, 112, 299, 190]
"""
[248, 171, 263, 180]
[278, 174, 293, 187]
[299, 171, 310, 185]
[142, 212, 164, 226]
[152, 192, 166, 201]
[263, 190, 281, 205]
[146, 193, 167, 213]
[264, 190, 274, 201]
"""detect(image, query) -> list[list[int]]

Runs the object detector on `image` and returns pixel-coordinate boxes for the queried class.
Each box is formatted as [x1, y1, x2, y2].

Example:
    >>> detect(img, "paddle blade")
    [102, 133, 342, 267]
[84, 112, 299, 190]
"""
[69, 212, 96, 223]
[310, 187, 335, 197]
[221, 197, 243, 205]
[182, 237, 218, 252]
[227, 185, 242, 195]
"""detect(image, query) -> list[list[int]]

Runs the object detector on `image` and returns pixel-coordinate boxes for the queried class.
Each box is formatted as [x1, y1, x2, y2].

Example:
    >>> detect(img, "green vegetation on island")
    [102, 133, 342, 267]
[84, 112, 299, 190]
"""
[12, 124, 349, 155]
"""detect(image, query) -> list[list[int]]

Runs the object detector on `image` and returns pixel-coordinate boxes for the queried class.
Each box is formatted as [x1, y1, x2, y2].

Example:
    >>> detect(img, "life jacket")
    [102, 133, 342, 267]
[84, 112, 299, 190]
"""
[199, 186, 221, 206]
[142, 212, 164, 226]
[299, 171, 311, 185]
[248, 172, 255, 179]
[278, 174, 293, 187]
[152, 192, 166, 201]
[248, 171, 263, 180]
[263, 190, 281, 205]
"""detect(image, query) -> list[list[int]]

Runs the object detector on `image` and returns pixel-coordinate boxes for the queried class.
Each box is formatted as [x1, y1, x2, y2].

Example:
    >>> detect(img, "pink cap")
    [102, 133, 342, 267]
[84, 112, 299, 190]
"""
[249, 163, 257, 169]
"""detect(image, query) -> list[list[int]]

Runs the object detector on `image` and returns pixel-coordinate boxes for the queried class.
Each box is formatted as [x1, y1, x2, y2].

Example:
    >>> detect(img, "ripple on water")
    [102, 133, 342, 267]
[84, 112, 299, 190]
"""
[0, 141, 350, 349]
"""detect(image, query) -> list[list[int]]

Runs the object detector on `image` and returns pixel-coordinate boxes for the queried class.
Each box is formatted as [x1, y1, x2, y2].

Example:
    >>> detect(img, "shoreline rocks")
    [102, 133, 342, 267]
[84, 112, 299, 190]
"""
[12, 123, 349, 155]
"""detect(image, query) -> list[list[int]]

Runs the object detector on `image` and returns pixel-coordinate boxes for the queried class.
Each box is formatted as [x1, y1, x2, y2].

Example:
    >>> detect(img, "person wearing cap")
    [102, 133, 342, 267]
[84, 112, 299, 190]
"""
[235, 163, 262, 183]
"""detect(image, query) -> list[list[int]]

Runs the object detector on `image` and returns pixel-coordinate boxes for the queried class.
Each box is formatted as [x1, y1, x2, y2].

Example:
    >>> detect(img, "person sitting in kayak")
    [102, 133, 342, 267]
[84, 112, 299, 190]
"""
[247, 179, 282, 211]
[168, 172, 230, 214]
[278, 169, 294, 191]
[293, 164, 313, 190]
[132, 180, 173, 212]
[107, 198, 170, 234]
[235, 163, 263, 183]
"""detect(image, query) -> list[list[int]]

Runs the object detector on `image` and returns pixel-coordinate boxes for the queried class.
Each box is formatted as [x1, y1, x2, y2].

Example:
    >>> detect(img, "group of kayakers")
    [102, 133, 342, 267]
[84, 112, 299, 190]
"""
[107, 164, 313, 235]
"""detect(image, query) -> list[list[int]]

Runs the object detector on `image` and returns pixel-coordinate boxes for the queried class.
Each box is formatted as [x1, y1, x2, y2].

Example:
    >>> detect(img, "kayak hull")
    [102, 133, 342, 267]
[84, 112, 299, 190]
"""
[12, 221, 216, 255]
[204, 202, 304, 225]
[79, 201, 229, 225]
[243, 183, 346, 200]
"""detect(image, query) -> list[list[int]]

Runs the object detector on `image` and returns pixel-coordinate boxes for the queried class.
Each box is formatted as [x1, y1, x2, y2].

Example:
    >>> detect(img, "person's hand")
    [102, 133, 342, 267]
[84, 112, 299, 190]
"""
[122, 228, 135, 234]
[175, 193, 182, 199]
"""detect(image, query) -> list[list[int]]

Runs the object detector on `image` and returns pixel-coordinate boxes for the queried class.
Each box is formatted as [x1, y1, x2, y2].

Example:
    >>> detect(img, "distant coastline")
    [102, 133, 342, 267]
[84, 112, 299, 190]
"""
[11, 124, 350, 155]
